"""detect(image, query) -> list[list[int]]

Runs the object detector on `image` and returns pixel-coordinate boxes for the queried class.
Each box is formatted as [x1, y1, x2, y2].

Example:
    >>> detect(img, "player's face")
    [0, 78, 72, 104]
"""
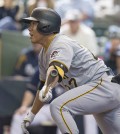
[28, 21, 43, 44]
[4, 0, 13, 8]
[69, 20, 79, 34]
[110, 38, 120, 53]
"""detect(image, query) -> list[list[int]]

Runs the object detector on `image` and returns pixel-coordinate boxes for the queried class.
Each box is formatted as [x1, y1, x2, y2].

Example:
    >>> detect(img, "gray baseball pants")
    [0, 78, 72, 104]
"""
[50, 74, 120, 134]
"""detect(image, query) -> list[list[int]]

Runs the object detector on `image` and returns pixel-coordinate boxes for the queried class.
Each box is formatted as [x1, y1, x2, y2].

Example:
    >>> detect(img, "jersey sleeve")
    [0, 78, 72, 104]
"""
[49, 43, 74, 71]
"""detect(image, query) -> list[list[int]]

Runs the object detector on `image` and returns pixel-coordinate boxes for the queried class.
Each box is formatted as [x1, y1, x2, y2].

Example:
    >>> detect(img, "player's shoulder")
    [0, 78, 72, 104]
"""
[50, 34, 81, 53]
[51, 34, 71, 49]
[54, 33, 73, 43]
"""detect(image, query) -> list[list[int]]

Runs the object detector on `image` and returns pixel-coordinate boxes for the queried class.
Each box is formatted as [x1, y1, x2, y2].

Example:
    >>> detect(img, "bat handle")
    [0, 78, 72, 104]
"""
[43, 69, 58, 98]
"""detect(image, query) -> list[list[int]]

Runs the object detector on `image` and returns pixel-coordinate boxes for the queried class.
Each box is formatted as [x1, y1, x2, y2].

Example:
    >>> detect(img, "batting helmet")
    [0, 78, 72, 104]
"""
[22, 7, 61, 35]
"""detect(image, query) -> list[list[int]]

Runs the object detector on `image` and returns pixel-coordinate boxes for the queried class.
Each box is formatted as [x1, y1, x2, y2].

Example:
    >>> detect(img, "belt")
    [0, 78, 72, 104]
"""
[101, 72, 109, 78]
[106, 70, 114, 76]
[101, 70, 114, 78]
[111, 74, 120, 84]
[106, 67, 115, 76]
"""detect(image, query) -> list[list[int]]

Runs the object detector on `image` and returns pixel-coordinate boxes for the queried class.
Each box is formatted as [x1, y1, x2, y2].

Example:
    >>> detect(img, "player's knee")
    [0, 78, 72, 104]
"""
[50, 98, 69, 117]
[50, 99, 60, 114]
[50, 99, 57, 112]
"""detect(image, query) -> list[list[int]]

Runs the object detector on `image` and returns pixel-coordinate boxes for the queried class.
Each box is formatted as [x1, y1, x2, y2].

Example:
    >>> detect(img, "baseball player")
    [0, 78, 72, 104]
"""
[21, 7, 120, 134]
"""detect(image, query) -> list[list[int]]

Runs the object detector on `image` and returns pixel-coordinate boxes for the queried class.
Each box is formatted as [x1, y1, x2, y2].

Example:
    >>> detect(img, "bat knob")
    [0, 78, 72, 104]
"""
[50, 69, 58, 77]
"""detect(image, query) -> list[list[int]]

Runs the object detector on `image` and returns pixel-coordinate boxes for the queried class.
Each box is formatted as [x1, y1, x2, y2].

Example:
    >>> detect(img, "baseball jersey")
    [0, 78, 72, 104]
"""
[38, 34, 109, 90]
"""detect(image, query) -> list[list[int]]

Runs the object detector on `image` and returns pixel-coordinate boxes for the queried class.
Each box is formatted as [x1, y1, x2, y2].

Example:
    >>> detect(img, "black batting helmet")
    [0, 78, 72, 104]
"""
[22, 7, 61, 35]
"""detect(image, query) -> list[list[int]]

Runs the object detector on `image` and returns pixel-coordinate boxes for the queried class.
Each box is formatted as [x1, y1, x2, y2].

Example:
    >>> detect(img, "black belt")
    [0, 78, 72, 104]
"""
[106, 68, 114, 76]
[111, 73, 120, 84]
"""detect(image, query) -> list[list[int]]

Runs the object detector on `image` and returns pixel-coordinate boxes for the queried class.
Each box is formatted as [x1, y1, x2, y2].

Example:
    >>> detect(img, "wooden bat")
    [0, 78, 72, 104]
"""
[43, 69, 59, 98]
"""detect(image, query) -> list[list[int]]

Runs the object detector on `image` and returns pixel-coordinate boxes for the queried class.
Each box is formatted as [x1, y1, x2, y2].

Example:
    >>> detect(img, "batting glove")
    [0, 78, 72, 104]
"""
[39, 85, 53, 103]
[21, 110, 35, 134]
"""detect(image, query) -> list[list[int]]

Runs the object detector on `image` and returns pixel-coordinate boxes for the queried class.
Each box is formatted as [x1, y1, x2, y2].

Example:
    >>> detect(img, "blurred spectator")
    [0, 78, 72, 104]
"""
[104, 25, 120, 74]
[104, 25, 120, 60]
[0, 0, 24, 31]
[10, 69, 64, 134]
[0, 0, 4, 7]
[14, 44, 42, 77]
[0, 0, 19, 20]
[114, 45, 120, 74]
[55, 0, 95, 27]
[61, 9, 98, 56]
[105, 49, 118, 75]
[26, 0, 54, 16]
[10, 69, 53, 134]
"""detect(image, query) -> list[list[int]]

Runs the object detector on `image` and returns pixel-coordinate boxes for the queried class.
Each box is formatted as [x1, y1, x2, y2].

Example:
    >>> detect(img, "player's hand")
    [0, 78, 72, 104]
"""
[39, 85, 53, 102]
[21, 110, 35, 134]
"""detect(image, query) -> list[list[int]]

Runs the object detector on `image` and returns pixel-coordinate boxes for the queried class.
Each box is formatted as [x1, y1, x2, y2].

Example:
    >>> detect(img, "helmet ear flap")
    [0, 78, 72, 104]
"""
[37, 23, 41, 33]
[37, 22, 50, 34]
[42, 25, 50, 32]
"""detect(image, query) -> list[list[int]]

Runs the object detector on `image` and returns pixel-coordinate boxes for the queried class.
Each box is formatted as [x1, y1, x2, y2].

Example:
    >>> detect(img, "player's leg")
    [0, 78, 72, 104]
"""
[50, 79, 102, 134]
[94, 105, 120, 134]
[84, 115, 98, 134]
[50, 78, 120, 134]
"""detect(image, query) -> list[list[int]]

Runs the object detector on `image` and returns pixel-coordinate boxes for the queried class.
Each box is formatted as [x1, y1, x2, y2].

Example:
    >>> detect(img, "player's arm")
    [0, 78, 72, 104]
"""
[15, 90, 34, 114]
[31, 62, 67, 114]
[21, 81, 45, 134]
[21, 91, 34, 107]
[29, 64, 60, 114]
[39, 61, 68, 102]
[31, 81, 45, 114]
[41, 65, 59, 97]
